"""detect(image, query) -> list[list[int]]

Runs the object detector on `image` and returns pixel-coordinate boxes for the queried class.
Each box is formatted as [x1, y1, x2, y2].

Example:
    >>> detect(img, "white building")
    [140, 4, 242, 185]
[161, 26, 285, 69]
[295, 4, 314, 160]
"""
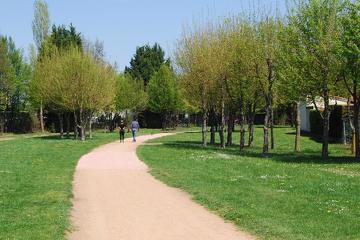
[300, 96, 349, 132]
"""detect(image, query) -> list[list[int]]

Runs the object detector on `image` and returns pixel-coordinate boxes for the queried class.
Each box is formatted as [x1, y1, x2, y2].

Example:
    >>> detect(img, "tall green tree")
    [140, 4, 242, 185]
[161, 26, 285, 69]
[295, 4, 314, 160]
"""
[288, 0, 342, 158]
[339, 0, 360, 159]
[225, 18, 260, 150]
[125, 43, 168, 86]
[115, 73, 148, 123]
[176, 26, 216, 146]
[33, 46, 116, 140]
[147, 64, 181, 129]
[32, 0, 50, 133]
[277, 20, 308, 152]
[0, 38, 12, 113]
[0, 37, 31, 133]
[48, 24, 82, 52]
[248, 17, 282, 155]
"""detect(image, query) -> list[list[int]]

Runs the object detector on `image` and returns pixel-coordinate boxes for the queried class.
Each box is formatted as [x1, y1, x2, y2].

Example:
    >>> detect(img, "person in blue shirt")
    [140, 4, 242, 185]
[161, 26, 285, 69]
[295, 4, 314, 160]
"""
[131, 118, 140, 142]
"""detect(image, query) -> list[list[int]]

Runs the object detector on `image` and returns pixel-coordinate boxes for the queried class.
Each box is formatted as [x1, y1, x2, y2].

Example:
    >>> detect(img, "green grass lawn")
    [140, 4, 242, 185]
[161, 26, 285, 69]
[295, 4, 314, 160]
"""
[0, 129, 160, 240]
[138, 127, 360, 240]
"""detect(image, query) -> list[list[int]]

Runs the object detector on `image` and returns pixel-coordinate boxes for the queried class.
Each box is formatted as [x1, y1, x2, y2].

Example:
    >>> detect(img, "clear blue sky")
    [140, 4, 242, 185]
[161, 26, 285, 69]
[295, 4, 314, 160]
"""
[0, 0, 286, 71]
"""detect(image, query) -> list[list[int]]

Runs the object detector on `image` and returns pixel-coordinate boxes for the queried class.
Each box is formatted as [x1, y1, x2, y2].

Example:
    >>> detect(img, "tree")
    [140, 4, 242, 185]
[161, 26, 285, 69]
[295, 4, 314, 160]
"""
[224, 17, 261, 150]
[211, 23, 232, 149]
[32, 0, 50, 133]
[176, 26, 215, 146]
[125, 43, 168, 86]
[83, 38, 105, 63]
[277, 20, 308, 152]
[147, 64, 181, 129]
[288, 0, 342, 158]
[0, 38, 12, 114]
[32, 0, 50, 51]
[115, 73, 148, 124]
[48, 24, 82, 52]
[35, 24, 83, 136]
[338, 0, 360, 159]
[246, 16, 282, 155]
[33, 46, 116, 140]
[0, 37, 31, 133]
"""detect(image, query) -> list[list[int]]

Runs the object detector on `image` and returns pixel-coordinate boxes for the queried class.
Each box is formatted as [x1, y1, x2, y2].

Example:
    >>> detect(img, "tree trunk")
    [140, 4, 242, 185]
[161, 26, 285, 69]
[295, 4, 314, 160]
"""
[58, 113, 64, 138]
[66, 113, 70, 137]
[263, 58, 274, 155]
[202, 110, 208, 147]
[322, 92, 330, 158]
[73, 111, 78, 140]
[247, 103, 256, 147]
[263, 103, 271, 155]
[290, 106, 295, 128]
[0, 112, 4, 134]
[89, 117, 92, 139]
[353, 97, 360, 159]
[226, 111, 234, 146]
[219, 85, 225, 149]
[210, 125, 215, 145]
[270, 108, 275, 150]
[79, 109, 86, 141]
[248, 123, 254, 147]
[209, 106, 216, 145]
[240, 109, 245, 150]
[40, 101, 44, 133]
[295, 102, 301, 152]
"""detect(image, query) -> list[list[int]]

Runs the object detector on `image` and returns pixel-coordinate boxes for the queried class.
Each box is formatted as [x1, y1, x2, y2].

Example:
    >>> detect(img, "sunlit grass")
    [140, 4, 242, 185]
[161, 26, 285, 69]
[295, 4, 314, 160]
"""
[0, 129, 160, 239]
[138, 127, 360, 240]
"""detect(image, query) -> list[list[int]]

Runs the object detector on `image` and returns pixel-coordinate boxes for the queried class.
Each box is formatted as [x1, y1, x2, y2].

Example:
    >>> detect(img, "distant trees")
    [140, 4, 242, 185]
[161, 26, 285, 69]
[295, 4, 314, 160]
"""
[125, 43, 169, 86]
[115, 73, 148, 123]
[32, 0, 50, 133]
[176, 25, 217, 146]
[176, 15, 281, 153]
[338, 0, 360, 159]
[147, 64, 181, 129]
[33, 46, 116, 140]
[0, 37, 31, 133]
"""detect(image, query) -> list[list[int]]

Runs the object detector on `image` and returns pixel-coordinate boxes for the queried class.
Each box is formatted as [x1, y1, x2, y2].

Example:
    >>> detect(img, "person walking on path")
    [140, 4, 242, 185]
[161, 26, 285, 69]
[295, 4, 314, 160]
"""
[118, 120, 126, 143]
[131, 118, 140, 142]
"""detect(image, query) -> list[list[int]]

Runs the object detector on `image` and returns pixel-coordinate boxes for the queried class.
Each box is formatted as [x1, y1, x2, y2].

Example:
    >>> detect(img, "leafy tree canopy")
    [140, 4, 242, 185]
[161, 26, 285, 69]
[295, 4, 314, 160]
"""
[147, 64, 181, 114]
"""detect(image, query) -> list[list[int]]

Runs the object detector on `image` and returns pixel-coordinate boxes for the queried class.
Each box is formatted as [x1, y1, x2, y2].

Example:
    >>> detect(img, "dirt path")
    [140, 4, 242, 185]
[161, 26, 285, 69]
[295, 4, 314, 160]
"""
[69, 133, 255, 240]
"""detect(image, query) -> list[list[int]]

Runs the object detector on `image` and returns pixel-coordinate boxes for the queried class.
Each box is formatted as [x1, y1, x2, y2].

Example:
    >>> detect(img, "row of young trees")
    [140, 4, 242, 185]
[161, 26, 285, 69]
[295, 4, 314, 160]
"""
[175, 0, 360, 159]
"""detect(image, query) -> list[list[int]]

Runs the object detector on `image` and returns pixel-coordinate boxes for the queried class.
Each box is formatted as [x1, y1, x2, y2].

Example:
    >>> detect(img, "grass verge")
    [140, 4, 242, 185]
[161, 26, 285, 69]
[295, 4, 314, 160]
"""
[138, 127, 360, 240]
[0, 129, 160, 239]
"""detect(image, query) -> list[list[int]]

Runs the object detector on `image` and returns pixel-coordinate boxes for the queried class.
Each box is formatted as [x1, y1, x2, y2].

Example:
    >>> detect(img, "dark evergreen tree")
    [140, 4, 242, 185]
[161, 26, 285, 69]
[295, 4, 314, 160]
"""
[40, 24, 82, 57]
[125, 43, 169, 86]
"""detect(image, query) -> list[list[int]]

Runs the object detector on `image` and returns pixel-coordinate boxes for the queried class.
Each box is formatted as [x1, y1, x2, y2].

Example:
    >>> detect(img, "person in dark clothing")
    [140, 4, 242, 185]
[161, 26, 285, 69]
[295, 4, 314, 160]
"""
[118, 120, 126, 142]
[131, 118, 140, 142]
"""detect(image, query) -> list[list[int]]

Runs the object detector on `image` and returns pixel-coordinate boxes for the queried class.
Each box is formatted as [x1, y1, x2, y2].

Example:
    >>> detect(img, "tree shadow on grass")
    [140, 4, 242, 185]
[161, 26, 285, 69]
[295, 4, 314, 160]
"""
[155, 140, 359, 165]
[37, 134, 82, 141]
[285, 130, 341, 144]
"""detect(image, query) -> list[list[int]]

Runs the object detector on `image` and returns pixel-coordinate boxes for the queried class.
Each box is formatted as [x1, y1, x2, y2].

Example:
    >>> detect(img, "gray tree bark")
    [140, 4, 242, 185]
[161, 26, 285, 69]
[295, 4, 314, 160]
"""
[40, 102, 44, 133]
[58, 113, 64, 138]
[295, 102, 301, 152]
[219, 84, 226, 149]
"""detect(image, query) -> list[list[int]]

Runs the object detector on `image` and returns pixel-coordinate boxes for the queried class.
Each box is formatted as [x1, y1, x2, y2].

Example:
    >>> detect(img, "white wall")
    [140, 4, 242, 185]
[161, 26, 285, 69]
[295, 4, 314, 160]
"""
[300, 102, 311, 132]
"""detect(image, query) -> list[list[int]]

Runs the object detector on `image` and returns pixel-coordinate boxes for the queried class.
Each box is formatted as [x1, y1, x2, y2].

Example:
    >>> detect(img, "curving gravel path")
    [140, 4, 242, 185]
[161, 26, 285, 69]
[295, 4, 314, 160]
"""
[68, 133, 255, 240]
